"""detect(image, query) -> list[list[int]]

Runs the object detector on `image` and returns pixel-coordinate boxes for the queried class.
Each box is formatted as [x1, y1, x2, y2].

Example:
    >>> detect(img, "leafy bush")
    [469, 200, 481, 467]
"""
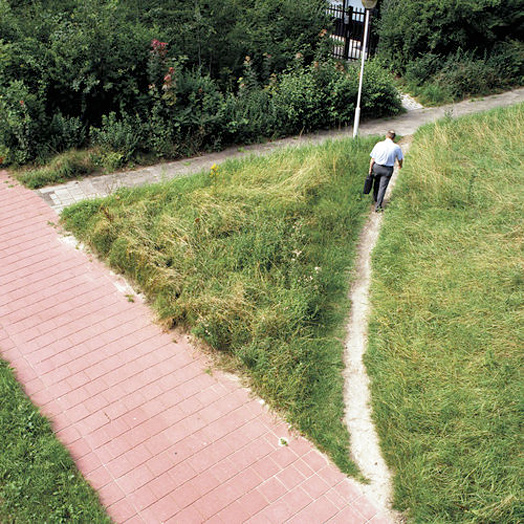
[144, 109, 180, 160]
[405, 42, 524, 105]
[220, 87, 278, 144]
[378, 0, 523, 73]
[157, 0, 329, 82]
[217, 57, 279, 143]
[358, 60, 403, 117]
[377, 0, 524, 103]
[168, 69, 226, 154]
[404, 53, 444, 86]
[0, 80, 47, 164]
[49, 113, 87, 153]
[275, 58, 401, 135]
[275, 59, 326, 134]
[90, 112, 144, 164]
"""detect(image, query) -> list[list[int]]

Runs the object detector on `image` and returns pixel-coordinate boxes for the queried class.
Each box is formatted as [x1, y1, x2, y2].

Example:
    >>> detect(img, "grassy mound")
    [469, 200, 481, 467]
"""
[367, 103, 524, 522]
[0, 359, 110, 523]
[61, 137, 378, 475]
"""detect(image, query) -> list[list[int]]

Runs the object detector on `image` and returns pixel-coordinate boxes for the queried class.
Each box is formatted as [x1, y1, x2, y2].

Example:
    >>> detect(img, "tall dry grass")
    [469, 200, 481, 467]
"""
[62, 137, 378, 474]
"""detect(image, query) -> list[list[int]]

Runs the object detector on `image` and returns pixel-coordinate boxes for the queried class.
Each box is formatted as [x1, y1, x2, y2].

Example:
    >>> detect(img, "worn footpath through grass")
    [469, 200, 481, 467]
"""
[61, 137, 379, 476]
[0, 359, 110, 523]
[366, 103, 524, 522]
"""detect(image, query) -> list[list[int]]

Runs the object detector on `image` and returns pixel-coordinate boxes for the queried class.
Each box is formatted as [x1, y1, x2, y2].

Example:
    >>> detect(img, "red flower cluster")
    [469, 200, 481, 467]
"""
[163, 66, 175, 90]
[151, 39, 168, 57]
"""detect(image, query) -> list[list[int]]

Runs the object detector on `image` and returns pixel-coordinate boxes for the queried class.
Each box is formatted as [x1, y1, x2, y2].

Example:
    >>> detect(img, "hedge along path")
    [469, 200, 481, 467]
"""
[344, 138, 411, 523]
[35, 87, 524, 213]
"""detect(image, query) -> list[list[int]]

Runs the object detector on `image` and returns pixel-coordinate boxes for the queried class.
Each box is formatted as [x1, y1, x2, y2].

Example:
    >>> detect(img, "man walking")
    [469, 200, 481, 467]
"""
[369, 130, 403, 212]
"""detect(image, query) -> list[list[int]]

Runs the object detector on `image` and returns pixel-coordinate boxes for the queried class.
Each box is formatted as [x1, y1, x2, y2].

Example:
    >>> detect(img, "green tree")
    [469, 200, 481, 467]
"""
[378, 0, 524, 72]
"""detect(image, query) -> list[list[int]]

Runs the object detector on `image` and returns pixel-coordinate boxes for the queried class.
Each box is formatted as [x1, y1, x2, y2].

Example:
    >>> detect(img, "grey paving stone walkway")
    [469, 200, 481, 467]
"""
[37, 88, 524, 213]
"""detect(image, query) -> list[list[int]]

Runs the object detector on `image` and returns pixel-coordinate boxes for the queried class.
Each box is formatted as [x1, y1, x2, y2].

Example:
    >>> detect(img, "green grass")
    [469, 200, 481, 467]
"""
[366, 103, 524, 522]
[0, 359, 111, 523]
[12, 149, 100, 189]
[61, 137, 380, 475]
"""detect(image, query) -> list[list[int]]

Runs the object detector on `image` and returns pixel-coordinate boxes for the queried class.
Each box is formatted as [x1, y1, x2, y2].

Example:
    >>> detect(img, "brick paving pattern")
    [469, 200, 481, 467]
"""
[0, 171, 391, 523]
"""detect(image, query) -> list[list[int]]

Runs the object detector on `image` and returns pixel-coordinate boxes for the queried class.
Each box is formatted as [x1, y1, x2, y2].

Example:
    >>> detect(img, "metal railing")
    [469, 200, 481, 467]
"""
[326, 4, 377, 61]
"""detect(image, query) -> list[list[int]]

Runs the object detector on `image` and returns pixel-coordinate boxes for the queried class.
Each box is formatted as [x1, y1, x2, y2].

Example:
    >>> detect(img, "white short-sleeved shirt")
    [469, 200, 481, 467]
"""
[370, 138, 403, 167]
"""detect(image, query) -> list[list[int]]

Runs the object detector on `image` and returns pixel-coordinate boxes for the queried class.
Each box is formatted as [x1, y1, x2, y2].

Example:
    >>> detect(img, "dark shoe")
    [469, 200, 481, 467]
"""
[375, 207, 383, 213]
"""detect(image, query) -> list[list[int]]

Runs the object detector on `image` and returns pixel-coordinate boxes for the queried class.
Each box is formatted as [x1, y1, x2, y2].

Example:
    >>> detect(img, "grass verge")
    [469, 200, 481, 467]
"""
[0, 359, 110, 523]
[61, 137, 379, 475]
[12, 149, 101, 189]
[366, 103, 523, 522]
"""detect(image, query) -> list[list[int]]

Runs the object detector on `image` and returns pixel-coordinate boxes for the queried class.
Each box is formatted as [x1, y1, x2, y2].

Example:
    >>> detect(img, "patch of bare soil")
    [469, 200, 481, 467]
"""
[344, 137, 412, 522]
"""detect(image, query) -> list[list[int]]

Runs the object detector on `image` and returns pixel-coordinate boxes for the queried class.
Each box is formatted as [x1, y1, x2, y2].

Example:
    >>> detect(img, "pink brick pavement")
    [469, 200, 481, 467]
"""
[0, 171, 391, 523]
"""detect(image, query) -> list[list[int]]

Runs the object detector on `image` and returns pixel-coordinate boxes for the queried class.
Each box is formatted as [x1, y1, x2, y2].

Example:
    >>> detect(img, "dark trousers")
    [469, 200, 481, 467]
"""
[372, 164, 394, 210]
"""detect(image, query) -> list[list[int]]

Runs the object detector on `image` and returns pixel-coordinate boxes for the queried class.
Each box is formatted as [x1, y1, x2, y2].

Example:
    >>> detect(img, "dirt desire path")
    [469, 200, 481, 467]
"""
[344, 137, 411, 523]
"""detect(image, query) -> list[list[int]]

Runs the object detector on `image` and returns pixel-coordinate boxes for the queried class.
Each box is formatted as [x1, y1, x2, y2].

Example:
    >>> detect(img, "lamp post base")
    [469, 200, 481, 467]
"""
[353, 107, 361, 138]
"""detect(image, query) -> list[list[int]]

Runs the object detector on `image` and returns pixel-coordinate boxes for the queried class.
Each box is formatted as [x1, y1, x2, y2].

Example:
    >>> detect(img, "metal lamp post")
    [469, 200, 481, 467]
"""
[352, 0, 377, 138]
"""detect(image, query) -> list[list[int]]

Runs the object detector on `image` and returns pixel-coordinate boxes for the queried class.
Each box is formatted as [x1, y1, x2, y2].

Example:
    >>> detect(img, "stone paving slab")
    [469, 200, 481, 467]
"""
[1, 171, 391, 523]
[35, 88, 524, 214]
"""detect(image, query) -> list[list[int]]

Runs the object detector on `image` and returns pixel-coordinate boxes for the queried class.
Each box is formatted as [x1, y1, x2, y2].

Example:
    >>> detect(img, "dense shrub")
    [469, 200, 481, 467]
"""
[275, 59, 328, 134]
[48, 113, 87, 153]
[155, 0, 328, 81]
[90, 112, 144, 163]
[378, 0, 523, 73]
[276, 58, 402, 134]
[358, 60, 403, 117]
[220, 88, 277, 144]
[404, 42, 524, 104]
[0, 80, 47, 164]
[166, 68, 226, 155]
[0, 0, 327, 122]
[1, 0, 402, 169]
[377, 0, 524, 103]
